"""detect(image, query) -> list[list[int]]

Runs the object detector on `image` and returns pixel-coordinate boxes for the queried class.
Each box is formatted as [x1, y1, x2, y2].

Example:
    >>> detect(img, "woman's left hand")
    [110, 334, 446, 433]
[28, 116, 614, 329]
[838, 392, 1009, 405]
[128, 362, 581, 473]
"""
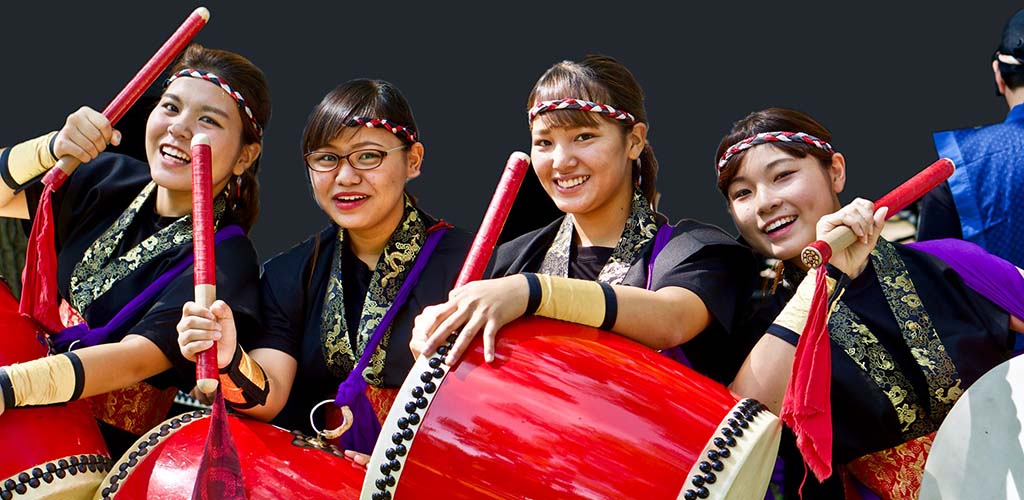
[411, 275, 529, 365]
[344, 450, 370, 468]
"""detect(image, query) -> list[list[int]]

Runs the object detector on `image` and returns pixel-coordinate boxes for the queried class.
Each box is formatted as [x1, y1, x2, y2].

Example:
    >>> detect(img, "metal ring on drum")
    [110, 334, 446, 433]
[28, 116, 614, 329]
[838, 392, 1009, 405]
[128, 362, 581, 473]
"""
[310, 399, 354, 441]
[921, 355, 1024, 499]
[362, 316, 782, 500]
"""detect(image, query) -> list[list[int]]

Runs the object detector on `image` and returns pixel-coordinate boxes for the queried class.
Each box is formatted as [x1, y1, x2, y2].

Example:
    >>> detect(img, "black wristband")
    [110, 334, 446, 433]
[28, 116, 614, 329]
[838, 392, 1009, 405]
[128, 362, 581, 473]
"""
[523, 273, 542, 315]
[0, 148, 19, 190]
[0, 367, 14, 409]
[48, 133, 59, 162]
[219, 344, 244, 375]
[65, 352, 85, 401]
[598, 282, 618, 331]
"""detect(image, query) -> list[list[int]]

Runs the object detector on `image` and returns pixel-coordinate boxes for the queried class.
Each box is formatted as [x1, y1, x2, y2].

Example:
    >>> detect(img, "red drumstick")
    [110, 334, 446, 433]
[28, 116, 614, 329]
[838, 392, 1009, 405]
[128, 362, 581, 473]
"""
[454, 152, 531, 287]
[190, 134, 218, 394]
[44, 6, 210, 189]
[801, 158, 955, 268]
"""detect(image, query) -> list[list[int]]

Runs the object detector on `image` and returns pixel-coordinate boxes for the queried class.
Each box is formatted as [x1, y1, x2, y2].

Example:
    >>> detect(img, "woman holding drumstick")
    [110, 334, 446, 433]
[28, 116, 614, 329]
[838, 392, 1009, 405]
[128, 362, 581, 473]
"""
[176, 79, 474, 461]
[412, 55, 759, 385]
[719, 107, 1024, 499]
[0, 43, 271, 456]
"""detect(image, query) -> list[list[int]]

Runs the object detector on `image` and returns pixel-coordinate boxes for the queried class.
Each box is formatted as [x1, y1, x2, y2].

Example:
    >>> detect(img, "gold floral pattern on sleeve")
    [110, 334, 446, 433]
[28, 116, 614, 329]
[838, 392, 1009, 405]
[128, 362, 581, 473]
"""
[828, 239, 962, 442]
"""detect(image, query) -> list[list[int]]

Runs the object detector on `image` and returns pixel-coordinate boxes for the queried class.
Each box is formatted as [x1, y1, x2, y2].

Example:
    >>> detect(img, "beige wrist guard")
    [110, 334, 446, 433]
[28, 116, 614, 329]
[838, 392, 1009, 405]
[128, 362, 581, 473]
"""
[523, 273, 618, 330]
[1, 132, 59, 189]
[772, 268, 839, 336]
[0, 352, 84, 408]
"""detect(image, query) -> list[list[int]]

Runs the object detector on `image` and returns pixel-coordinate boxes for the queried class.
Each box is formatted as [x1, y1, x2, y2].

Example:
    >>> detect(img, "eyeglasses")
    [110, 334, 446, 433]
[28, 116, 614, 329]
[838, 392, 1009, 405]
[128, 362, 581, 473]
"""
[304, 144, 408, 172]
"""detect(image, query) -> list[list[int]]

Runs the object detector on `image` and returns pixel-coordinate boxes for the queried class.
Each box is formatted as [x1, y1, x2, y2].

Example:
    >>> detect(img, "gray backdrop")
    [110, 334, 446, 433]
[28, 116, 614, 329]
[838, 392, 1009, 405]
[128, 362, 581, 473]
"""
[1, 1, 1019, 259]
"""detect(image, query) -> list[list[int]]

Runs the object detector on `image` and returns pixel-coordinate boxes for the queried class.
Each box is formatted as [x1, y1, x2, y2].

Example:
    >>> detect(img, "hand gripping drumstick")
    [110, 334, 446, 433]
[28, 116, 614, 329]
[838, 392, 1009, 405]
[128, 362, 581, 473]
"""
[191, 134, 218, 394]
[800, 158, 955, 268]
[454, 152, 532, 287]
[42, 7, 210, 190]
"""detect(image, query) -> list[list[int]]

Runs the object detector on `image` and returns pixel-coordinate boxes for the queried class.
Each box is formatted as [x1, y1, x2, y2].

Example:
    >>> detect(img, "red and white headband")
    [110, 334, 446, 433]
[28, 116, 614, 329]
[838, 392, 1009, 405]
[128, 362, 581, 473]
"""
[717, 131, 833, 176]
[344, 117, 417, 143]
[165, 68, 263, 138]
[528, 98, 637, 125]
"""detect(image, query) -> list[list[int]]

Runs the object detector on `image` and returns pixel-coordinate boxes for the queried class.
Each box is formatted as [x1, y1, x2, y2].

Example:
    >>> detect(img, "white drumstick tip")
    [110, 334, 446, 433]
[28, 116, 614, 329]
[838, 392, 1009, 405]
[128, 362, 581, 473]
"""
[508, 151, 530, 165]
[193, 7, 210, 22]
[191, 133, 210, 147]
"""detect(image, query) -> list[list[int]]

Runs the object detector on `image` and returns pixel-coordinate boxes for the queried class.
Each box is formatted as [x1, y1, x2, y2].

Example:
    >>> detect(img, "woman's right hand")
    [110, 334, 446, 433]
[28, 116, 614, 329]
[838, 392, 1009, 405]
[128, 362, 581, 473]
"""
[177, 300, 237, 369]
[815, 198, 887, 279]
[53, 106, 121, 164]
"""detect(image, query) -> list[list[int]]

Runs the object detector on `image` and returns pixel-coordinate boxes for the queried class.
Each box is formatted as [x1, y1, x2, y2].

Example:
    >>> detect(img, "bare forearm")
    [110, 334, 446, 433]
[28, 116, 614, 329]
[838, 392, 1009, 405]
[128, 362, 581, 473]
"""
[226, 348, 295, 422]
[74, 335, 172, 399]
[610, 285, 712, 350]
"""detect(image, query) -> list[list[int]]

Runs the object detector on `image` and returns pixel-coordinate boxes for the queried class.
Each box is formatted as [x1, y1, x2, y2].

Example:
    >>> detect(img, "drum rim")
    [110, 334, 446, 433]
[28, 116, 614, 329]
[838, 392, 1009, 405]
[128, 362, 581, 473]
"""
[95, 408, 210, 499]
[1, 453, 111, 499]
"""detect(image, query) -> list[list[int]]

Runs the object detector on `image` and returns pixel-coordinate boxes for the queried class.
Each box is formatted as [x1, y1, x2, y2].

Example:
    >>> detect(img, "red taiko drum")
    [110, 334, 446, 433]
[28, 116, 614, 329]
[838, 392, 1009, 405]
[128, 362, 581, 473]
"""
[363, 316, 781, 500]
[0, 281, 111, 500]
[95, 411, 366, 499]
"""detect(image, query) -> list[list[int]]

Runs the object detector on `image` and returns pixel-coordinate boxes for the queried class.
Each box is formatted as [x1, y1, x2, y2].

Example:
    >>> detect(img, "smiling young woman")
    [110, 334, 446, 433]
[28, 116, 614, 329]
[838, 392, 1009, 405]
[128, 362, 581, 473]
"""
[0, 44, 270, 456]
[410, 55, 760, 386]
[176, 79, 474, 463]
[718, 107, 1024, 499]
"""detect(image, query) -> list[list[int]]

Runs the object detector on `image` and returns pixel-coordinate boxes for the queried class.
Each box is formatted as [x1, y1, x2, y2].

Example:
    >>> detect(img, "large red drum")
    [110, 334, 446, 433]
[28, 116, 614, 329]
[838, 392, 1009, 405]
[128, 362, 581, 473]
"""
[95, 411, 366, 499]
[0, 281, 111, 500]
[363, 316, 781, 500]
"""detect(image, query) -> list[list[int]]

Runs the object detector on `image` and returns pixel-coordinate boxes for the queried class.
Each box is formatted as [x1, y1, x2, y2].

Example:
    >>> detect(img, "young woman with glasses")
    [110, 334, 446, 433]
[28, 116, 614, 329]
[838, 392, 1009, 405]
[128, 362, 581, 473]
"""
[176, 79, 473, 464]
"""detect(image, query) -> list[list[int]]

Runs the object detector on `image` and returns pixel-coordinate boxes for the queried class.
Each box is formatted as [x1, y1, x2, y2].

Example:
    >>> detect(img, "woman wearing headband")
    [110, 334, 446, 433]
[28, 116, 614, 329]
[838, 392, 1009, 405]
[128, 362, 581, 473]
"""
[177, 79, 473, 461]
[718, 107, 1024, 499]
[0, 44, 270, 454]
[411, 55, 758, 385]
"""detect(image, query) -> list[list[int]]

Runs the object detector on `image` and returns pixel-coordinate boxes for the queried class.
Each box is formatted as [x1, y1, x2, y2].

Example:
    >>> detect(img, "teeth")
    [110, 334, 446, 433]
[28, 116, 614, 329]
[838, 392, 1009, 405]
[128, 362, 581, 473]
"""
[335, 195, 368, 202]
[765, 216, 797, 232]
[556, 176, 589, 188]
[160, 145, 190, 163]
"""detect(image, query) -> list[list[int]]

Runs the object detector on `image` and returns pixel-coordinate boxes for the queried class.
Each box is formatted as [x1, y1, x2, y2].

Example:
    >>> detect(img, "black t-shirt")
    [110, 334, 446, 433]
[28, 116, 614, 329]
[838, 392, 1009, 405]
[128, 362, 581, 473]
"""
[492, 216, 759, 384]
[21, 153, 262, 390]
[569, 245, 613, 281]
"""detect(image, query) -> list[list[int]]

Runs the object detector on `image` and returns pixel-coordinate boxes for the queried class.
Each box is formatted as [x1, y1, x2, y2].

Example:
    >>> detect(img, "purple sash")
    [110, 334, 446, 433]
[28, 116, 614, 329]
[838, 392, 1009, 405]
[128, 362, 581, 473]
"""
[334, 227, 448, 454]
[52, 225, 246, 351]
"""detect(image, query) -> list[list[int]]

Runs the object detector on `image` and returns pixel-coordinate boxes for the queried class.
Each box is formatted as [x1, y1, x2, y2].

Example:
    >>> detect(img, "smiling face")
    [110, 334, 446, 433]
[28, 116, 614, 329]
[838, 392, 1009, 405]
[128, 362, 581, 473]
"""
[145, 77, 257, 207]
[307, 126, 421, 233]
[529, 116, 645, 221]
[726, 144, 846, 263]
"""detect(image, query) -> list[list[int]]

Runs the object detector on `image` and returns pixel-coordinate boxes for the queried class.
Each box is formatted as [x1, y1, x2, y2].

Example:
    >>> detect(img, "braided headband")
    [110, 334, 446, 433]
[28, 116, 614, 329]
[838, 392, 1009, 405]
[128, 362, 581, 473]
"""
[344, 117, 417, 143]
[165, 68, 263, 137]
[528, 98, 637, 125]
[717, 131, 833, 176]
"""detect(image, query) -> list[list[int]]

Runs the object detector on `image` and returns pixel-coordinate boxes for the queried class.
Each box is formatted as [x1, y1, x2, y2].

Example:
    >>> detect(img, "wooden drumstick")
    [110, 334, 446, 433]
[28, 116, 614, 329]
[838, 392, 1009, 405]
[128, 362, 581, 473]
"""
[800, 158, 956, 268]
[190, 134, 218, 394]
[45, 7, 210, 188]
[454, 151, 531, 287]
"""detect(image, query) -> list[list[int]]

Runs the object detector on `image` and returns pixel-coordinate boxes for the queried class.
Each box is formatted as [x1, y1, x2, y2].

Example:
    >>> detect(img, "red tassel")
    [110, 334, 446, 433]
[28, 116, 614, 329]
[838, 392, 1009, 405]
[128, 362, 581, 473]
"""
[781, 267, 834, 483]
[191, 391, 247, 499]
[19, 169, 69, 334]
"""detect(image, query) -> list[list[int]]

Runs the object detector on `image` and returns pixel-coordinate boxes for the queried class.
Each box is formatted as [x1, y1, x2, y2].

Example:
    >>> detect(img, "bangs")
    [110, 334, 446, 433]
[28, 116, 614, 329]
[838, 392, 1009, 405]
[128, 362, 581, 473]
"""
[529, 62, 618, 129]
[304, 92, 386, 152]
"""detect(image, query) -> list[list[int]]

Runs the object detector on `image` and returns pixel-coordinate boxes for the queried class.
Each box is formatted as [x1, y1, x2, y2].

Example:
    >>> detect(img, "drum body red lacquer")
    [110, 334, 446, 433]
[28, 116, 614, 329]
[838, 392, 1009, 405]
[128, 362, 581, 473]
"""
[364, 316, 781, 500]
[95, 411, 366, 499]
[0, 281, 111, 499]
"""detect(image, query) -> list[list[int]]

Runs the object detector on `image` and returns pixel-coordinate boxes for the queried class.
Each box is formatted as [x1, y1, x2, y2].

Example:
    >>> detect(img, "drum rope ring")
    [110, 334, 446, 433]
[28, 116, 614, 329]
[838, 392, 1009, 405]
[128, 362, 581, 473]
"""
[309, 399, 354, 442]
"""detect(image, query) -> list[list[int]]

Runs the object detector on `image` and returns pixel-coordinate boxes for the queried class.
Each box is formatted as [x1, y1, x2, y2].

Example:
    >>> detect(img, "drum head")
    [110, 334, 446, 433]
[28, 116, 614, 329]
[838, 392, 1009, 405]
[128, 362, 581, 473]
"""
[921, 355, 1024, 499]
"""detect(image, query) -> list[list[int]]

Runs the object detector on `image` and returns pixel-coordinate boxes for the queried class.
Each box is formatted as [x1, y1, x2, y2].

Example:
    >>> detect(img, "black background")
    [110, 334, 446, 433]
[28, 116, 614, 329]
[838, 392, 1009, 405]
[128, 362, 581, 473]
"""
[2, 1, 1020, 258]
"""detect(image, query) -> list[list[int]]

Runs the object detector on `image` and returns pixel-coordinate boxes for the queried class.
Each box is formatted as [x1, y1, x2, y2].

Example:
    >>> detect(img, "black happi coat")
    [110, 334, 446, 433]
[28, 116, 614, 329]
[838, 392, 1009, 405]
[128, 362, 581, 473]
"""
[23, 153, 261, 390]
[250, 221, 473, 435]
